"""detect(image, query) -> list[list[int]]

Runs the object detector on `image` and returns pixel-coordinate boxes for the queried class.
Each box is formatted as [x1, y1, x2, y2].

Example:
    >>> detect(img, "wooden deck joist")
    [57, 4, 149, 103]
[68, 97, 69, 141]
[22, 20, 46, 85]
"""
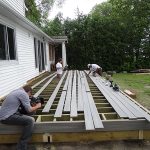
[32, 72, 56, 89]
[0, 120, 150, 134]
[1, 130, 150, 143]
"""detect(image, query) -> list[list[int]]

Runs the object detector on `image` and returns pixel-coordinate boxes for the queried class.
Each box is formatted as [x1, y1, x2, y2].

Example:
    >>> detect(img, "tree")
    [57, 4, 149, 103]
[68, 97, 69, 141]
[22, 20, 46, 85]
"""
[25, 0, 66, 27]
[25, 0, 42, 27]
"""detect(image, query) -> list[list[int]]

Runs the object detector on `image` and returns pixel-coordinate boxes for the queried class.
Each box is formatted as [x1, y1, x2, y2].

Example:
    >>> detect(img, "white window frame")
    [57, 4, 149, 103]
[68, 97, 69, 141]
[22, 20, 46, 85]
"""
[0, 21, 17, 65]
[34, 37, 47, 71]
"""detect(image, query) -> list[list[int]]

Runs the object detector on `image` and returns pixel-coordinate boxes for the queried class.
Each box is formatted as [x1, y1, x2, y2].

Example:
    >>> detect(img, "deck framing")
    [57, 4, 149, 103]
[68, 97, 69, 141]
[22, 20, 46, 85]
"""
[1, 70, 150, 143]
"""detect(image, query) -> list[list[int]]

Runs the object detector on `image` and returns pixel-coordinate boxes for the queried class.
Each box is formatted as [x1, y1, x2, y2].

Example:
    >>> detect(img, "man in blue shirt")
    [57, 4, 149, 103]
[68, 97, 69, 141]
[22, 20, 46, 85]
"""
[0, 85, 41, 150]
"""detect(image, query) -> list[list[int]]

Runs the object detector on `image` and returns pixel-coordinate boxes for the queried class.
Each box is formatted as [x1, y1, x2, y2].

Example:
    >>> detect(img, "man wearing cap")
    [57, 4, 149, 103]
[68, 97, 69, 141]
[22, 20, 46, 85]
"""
[88, 64, 102, 77]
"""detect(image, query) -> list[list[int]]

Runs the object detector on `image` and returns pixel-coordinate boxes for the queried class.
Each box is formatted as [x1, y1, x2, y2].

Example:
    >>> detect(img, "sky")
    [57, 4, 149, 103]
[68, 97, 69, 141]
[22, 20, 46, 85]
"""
[48, 0, 107, 20]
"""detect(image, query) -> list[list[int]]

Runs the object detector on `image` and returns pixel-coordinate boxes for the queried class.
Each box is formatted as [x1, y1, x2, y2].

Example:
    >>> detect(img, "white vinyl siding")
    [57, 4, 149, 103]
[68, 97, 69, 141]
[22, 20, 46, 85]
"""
[0, 15, 49, 97]
[4, 0, 25, 16]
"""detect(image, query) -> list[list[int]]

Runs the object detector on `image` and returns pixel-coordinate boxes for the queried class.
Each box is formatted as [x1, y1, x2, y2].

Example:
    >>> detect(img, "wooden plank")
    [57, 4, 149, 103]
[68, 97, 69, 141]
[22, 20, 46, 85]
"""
[51, 131, 140, 142]
[124, 89, 136, 99]
[54, 72, 71, 117]
[77, 70, 84, 111]
[42, 71, 67, 112]
[81, 76, 95, 130]
[0, 130, 149, 143]
[82, 72, 104, 128]
[88, 75, 128, 118]
[33, 74, 56, 97]
[71, 70, 78, 117]
[64, 71, 73, 112]
[32, 72, 56, 89]
[1, 120, 150, 134]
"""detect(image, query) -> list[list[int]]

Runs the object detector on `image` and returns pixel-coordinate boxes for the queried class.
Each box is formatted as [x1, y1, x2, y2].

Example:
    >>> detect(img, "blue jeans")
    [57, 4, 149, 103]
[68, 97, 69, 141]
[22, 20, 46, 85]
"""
[1, 113, 35, 150]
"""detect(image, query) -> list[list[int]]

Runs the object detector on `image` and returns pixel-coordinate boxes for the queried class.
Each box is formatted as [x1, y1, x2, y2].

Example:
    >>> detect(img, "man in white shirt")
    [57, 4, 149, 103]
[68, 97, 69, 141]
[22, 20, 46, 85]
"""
[56, 58, 63, 78]
[88, 64, 102, 77]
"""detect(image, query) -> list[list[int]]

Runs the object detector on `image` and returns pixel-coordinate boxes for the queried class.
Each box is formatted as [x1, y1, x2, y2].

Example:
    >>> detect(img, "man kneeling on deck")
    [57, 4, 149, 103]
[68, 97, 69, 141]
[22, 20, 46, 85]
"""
[88, 64, 102, 77]
[0, 85, 41, 150]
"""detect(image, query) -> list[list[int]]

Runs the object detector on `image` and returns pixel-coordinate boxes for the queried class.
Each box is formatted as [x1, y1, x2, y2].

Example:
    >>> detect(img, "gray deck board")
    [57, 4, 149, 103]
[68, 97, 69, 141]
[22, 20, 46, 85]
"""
[82, 72, 104, 128]
[118, 92, 150, 122]
[42, 71, 67, 112]
[95, 78, 137, 119]
[93, 73, 150, 121]
[81, 77, 95, 130]
[99, 80, 145, 118]
[87, 74, 128, 118]
[71, 70, 78, 117]
[77, 71, 84, 111]
[54, 72, 71, 117]
[64, 71, 73, 112]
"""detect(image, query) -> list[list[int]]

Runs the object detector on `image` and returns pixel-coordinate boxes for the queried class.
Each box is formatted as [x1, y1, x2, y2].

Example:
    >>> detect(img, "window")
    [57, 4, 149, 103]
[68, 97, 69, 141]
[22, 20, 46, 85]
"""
[44, 43, 47, 65]
[34, 38, 47, 72]
[0, 23, 16, 60]
[34, 38, 38, 68]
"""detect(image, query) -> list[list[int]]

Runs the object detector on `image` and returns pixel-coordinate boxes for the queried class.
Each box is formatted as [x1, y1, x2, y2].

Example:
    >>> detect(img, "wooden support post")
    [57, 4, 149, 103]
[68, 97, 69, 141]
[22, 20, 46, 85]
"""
[139, 130, 143, 140]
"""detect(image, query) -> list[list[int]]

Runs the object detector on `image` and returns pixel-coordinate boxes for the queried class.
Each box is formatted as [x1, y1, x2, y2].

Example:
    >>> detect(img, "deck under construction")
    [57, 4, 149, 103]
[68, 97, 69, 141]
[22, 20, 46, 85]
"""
[0, 70, 150, 143]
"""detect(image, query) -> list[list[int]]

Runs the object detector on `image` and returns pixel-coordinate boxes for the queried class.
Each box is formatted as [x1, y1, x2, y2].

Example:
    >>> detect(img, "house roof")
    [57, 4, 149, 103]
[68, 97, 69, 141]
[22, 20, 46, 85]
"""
[0, 0, 54, 42]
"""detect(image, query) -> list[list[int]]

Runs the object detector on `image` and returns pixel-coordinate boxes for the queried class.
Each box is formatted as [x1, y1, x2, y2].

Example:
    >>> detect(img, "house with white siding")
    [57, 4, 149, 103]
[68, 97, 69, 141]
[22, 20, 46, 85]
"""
[0, 0, 67, 98]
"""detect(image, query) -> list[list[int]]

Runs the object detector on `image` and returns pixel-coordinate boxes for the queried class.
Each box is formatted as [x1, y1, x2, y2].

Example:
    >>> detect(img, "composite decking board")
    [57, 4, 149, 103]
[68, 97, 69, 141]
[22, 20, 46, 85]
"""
[64, 71, 73, 112]
[54, 72, 71, 117]
[82, 72, 90, 92]
[32, 72, 56, 89]
[118, 92, 150, 122]
[98, 79, 144, 118]
[96, 78, 136, 119]
[88, 75, 128, 118]
[81, 77, 95, 130]
[54, 91, 67, 117]
[82, 72, 104, 128]
[63, 71, 71, 91]
[85, 70, 150, 121]
[42, 71, 67, 112]
[79, 71, 84, 78]
[71, 70, 78, 117]
[33, 75, 57, 97]
[95, 74, 150, 121]
[77, 71, 84, 111]
[95, 78, 137, 119]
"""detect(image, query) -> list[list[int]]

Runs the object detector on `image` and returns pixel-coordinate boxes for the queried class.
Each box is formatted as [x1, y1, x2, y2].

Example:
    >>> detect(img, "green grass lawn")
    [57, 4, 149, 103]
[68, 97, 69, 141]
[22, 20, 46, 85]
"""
[112, 73, 150, 110]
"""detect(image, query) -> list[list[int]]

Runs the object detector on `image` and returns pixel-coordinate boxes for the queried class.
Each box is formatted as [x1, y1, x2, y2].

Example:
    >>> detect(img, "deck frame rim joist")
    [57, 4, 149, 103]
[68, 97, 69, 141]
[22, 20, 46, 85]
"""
[0, 119, 150, 134]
